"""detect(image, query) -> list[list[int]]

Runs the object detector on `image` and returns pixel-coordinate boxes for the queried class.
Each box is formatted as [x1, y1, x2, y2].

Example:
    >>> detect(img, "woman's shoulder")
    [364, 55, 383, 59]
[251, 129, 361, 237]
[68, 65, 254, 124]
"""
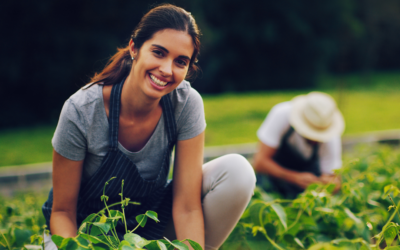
[170, 81, 206, 139]
[67, 83, 104, 108]
[60, 84, 106, 127]
[170, 80, 202, 107]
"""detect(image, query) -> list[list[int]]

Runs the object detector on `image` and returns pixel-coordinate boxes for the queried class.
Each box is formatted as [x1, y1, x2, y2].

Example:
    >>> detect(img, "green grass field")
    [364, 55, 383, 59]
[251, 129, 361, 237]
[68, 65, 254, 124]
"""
[1, 72, 400, 167]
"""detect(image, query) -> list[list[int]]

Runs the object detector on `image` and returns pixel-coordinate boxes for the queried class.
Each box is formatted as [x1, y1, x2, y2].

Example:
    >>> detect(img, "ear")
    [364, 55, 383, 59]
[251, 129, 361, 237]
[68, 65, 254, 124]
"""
[129, 39, 137, 58]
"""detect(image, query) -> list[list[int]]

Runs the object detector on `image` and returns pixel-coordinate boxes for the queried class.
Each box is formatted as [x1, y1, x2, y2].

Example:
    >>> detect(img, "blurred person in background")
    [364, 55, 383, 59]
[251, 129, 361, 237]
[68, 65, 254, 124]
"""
[253, 92, 344, 198]
[42, 4, 255, 250]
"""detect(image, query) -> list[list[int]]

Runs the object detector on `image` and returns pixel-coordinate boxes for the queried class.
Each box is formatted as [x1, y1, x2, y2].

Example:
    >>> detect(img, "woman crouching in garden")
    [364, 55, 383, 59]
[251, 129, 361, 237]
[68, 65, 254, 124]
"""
[42, 4, 256, 250]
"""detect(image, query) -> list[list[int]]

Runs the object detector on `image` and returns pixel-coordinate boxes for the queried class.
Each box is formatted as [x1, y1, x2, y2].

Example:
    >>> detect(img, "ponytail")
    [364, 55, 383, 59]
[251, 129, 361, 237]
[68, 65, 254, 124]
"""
[89, 46, 132, 86]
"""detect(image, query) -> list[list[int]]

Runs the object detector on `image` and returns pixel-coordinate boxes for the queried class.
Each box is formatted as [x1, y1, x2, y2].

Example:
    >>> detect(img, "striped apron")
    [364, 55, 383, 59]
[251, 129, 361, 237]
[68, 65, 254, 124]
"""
[257, 127, 320, 198]
[42, 78, 177, 240]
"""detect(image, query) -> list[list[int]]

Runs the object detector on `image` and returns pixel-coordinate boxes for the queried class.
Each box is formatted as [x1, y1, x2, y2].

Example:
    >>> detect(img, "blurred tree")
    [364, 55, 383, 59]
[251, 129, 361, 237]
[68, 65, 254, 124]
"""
[191, 0, 358, 93]
[0, 0, 399, 128]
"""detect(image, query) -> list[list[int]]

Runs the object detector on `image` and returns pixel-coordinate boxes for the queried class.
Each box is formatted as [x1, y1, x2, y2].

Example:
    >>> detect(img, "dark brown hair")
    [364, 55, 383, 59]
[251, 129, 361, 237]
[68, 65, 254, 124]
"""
[89, 4, 201, 86]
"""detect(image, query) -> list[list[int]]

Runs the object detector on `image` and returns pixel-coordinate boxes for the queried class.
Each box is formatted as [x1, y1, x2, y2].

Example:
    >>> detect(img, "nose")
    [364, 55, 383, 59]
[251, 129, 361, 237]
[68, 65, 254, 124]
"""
[159, 59, 173, 77]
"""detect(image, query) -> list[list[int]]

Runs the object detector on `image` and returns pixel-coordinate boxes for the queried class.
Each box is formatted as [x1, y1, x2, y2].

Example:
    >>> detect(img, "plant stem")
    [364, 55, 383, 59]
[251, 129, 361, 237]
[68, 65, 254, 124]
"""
[285, 206, 304, 232]
[388, 195, 400, 221]
[130, 216, 146, 233]
[120, 180, 128, 234]
[375, 200, 400, 247]
[263, 231, 284, 250]
[102, 198, 120, 243]
[1, 233, 11, 250]
[100, 230, 116, 248]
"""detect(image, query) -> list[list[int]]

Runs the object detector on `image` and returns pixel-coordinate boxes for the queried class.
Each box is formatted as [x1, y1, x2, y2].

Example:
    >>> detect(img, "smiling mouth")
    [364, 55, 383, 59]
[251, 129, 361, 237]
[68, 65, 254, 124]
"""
[150, 74, 168, 87]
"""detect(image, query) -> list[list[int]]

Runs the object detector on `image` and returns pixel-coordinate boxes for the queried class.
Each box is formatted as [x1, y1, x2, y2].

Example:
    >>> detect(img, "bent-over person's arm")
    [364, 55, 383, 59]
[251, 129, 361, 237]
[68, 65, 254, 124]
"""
[253, 142, 321, 190]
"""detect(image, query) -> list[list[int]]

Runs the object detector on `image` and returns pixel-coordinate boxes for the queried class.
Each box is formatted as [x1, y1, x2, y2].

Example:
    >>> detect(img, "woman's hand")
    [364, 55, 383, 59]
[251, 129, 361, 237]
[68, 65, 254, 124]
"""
[50, 150, 84, 240]
[172, 131, 205, 250]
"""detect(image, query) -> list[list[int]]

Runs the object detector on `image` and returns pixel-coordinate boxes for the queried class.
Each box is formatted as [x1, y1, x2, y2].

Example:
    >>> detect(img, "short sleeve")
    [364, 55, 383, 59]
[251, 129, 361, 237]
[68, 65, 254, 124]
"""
[176, 88, 206, 141]
[52, 99, 87, 161]
[319, 137, 342, 174]
[256, 102, 291, 148]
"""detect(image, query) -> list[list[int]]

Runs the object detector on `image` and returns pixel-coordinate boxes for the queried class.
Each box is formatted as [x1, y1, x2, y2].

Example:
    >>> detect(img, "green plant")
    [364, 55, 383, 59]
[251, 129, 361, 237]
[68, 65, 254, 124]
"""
[221, 145, 400, 249]
[0, 192, 47, 250]
[48, 177, 202, 250]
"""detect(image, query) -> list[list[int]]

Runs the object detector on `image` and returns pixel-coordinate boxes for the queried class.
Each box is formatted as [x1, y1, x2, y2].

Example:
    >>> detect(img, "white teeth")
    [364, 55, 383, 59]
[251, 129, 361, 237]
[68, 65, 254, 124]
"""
[150, 74, 168, 86]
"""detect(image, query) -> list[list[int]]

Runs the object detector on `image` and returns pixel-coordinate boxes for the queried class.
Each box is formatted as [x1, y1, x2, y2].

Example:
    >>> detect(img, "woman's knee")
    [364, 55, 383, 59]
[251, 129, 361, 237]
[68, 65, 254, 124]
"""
[213, 154, 256, 195]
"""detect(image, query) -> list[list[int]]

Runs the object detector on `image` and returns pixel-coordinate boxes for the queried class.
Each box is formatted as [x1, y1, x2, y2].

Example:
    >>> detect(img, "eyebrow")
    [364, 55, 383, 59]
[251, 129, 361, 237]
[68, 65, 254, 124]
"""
[152, 44, 191, 61]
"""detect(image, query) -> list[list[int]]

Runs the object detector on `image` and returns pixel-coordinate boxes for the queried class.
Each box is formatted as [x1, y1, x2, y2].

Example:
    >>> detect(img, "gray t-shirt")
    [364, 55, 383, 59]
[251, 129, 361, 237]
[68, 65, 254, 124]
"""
[52, 80, 206, 181]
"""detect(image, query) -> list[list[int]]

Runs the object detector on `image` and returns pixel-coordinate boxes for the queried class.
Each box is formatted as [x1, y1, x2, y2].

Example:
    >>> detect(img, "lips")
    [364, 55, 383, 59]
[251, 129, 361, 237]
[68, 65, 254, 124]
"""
[149, 73, 168, 87]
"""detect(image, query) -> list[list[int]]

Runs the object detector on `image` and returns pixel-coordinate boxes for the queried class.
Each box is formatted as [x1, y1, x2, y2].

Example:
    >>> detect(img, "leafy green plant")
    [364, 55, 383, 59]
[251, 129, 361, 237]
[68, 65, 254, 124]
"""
[221, 145, 400, 250]
[47, 177, 203, 250]
[0, 192, 46, 250]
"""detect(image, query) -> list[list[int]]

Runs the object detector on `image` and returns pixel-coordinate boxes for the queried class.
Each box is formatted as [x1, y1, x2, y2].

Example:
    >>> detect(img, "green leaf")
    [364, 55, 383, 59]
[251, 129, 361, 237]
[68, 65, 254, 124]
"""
[78, 222, 87, 233]
[325, 183, 335, 194]
[142, 241, 159, 250]
[171, 240, 189, 250]
[143, 240, 168, 250]
[124, 233, 151, 248]
[186, 239, 203, 250]
[283, 234, 295, 244]
[385, 247, 400, 250]
[294, 237, 305, 249]
[52, 235, 65, 246]
[24, 245, 42, 250]
[135, 214, 148, 227]
[249, 202, 266, 226]
[80, 233, 108, 244]
[145, 211, 159, 223]
[108, 210, 124, 226]
[162, 238, 186, 250]
[99, 215, 107, 223]
[75, 236, 90, 247]
[14, 228, 31, 246]
[119, 240, 131, 248]
[384, 226, 397, 247]
[157, 241, 168, 250]
[82, 214, 98, 224]
[121, 246, 136, 250]
[271, 203, 287, 229]
[59, 238, 73, 249]
[252, 226, 265, 236]
[6, 206, 13, 216]
[264, 223, 276, 239]
[158, 239, 173, 250]
[92, 222, 111, 234]
[90, 225, 103, 236]
[343, 208, 362, 225]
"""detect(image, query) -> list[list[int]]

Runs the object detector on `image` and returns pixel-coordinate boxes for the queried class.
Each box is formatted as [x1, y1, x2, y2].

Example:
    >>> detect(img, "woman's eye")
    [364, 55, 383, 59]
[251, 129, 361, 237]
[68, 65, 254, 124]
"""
[176, 59, 187, 67]
[152, 50, 163, 57]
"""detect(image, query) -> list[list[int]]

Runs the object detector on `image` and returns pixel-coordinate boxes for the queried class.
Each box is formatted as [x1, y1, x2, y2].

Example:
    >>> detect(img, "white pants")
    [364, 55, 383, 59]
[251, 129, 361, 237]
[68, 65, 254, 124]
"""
[44, 154, 256, 250]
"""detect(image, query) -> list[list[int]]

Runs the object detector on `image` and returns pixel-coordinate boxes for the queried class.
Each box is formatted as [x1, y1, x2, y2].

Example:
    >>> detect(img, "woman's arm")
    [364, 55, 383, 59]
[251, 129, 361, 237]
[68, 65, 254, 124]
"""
[172, 131, 205, 249]
[50, 150, 84, 239]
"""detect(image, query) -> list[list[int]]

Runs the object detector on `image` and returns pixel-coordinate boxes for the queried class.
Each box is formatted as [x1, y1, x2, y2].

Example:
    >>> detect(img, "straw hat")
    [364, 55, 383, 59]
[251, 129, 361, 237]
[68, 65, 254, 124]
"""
[289, 92, 345, 142]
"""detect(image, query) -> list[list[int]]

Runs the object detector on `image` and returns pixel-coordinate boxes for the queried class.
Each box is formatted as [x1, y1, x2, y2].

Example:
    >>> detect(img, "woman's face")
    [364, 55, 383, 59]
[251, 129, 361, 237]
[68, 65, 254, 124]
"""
[129, 28, 194, 100]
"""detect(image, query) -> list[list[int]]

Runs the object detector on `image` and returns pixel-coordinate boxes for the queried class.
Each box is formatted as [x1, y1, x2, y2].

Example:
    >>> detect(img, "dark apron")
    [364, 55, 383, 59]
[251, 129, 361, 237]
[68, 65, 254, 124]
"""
[258, 127, 320, 199]
[42, 78, 177, 240]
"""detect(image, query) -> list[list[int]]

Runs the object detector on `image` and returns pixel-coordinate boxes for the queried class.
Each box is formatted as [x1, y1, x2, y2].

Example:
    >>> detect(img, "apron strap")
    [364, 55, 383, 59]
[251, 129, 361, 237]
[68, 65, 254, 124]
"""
[160, 94, 177, 145]
[108, 79, 125, 150]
